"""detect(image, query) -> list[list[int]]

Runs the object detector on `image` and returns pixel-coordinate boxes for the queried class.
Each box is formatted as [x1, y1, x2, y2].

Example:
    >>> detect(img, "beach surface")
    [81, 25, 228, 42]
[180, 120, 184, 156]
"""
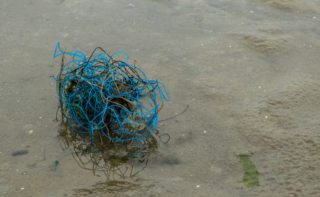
[1, 0, 320, 196]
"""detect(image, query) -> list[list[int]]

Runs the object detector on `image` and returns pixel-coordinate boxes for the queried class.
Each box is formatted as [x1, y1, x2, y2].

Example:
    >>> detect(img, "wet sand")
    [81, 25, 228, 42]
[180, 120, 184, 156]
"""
[1, 0, 320, 196]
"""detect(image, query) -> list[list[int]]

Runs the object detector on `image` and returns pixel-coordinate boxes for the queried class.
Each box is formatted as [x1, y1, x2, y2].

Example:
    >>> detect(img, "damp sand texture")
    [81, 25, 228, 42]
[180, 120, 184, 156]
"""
[1, 0, 320, 197]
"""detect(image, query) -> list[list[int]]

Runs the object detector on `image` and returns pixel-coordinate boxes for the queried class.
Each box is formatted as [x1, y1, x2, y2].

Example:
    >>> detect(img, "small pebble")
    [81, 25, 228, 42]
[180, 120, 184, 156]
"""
[28, 130, 33, 134]
[196, 185, 200, 188]
[203, 130, 207, 134]
[20, 187, 24, 190]
[265, 115, 268, 119]
[128, 3, 135, 8]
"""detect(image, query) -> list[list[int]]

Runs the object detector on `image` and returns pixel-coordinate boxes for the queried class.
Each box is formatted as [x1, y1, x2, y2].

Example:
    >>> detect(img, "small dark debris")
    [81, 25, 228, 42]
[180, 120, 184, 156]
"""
[12, 150, 29, 156]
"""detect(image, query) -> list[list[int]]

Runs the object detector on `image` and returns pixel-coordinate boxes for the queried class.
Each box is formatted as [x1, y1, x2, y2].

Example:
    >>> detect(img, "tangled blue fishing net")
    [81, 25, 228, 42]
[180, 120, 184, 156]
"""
[53, 42, 169, 149]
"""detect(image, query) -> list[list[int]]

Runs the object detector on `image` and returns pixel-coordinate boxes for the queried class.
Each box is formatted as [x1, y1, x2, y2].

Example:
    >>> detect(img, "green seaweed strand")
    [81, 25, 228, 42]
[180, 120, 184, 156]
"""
[239, 154, 259, 187]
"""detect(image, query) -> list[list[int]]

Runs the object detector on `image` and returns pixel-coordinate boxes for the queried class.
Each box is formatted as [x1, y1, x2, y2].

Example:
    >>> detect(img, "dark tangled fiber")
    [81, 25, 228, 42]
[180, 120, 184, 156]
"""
[53, 42, 169, 147]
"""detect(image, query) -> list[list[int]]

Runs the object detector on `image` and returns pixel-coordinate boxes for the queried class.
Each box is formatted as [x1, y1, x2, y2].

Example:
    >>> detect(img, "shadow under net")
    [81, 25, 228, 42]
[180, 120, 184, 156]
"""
[58, 123, 158, 179]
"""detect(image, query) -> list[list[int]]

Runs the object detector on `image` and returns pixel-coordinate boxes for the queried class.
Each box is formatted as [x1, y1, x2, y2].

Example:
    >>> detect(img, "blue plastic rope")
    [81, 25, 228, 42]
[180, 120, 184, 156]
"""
[54, 42, 169, 145]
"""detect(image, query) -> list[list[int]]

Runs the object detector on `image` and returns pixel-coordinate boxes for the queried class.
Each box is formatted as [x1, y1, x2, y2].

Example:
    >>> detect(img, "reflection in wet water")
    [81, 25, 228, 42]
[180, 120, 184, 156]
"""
[73, 180, 153, 196]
